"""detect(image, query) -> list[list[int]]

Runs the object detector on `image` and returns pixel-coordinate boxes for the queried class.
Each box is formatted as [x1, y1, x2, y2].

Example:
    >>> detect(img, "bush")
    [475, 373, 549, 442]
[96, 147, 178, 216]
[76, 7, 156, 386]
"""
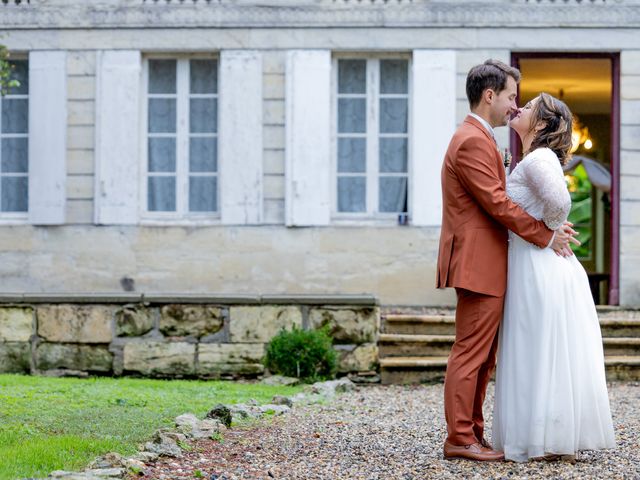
[263, 326, 337, 383]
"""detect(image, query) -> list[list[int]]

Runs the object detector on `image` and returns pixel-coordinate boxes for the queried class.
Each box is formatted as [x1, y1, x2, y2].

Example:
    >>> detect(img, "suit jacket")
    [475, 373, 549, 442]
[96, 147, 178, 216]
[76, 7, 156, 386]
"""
[436, 115, 554, 297]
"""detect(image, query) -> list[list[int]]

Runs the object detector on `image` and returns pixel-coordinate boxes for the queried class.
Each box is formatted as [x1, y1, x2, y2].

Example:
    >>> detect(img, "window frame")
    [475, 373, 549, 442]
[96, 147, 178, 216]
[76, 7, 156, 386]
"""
[140, 53, 221, 226]
[330, 52, 412, 226]
[0, 54, 29, 224]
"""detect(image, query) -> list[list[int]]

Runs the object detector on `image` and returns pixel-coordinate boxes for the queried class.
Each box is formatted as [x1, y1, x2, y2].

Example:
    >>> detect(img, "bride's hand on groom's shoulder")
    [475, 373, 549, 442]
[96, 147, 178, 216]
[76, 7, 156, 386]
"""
[551, 222, 581, 257]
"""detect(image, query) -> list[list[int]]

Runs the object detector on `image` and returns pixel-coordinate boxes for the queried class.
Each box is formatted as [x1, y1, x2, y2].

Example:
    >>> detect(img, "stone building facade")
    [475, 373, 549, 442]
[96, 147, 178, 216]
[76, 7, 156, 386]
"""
[0, 0, 639, 308]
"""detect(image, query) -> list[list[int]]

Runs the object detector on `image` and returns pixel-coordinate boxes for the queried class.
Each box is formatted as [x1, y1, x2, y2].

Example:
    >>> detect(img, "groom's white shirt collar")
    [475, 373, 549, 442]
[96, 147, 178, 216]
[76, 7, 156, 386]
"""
[469, 112, 496, 142]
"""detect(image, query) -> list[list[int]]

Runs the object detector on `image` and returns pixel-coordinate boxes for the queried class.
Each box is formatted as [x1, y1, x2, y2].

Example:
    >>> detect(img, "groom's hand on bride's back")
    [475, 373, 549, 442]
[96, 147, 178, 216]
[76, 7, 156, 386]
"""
[551, 222, 581, 257]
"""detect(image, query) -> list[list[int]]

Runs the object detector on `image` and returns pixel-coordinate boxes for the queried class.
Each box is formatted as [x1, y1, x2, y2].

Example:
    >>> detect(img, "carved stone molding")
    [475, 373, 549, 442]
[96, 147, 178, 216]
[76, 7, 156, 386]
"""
[1, 1, 640, 29]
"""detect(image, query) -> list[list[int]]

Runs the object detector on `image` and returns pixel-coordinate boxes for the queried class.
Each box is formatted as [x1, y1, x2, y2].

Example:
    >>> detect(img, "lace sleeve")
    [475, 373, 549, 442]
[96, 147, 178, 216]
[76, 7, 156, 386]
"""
[521, 149, 572, 230]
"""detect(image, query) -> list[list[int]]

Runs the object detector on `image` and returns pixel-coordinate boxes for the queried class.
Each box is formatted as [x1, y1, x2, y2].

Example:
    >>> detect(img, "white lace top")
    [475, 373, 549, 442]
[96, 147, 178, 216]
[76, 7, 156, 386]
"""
[506, 147, 571, 230]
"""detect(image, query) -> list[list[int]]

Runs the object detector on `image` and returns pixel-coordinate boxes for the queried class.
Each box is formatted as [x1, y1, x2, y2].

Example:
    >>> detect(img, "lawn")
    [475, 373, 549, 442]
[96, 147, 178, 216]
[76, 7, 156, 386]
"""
[0, 374, 303, 480]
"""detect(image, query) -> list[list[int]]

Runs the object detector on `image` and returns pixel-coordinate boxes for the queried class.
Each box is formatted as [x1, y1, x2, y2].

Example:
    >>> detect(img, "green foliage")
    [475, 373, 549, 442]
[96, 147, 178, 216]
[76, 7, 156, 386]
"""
[0, 374, 302, 480]
[567, 163, 593, 259]
[263, 326, 337, 383]
[0, 45, 20, 96]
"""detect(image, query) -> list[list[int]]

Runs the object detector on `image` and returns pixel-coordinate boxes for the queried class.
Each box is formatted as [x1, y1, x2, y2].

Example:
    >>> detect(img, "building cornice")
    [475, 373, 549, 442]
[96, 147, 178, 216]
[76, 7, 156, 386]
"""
[1, 1, 639, 30]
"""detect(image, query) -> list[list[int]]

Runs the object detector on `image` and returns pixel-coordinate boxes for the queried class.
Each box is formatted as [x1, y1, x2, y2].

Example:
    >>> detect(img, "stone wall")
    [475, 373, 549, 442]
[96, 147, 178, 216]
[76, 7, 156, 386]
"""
[0, 296, 380, 378]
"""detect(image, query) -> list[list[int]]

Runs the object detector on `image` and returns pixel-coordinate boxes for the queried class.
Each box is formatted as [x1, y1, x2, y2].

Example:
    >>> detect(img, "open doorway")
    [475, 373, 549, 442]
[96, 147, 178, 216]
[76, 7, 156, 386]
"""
[512, 53, 620, 305]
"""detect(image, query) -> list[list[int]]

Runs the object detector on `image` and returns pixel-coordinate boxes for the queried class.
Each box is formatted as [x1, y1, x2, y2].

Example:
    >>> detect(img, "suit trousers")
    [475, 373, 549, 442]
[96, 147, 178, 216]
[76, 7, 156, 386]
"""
[444, 287, 505, 446]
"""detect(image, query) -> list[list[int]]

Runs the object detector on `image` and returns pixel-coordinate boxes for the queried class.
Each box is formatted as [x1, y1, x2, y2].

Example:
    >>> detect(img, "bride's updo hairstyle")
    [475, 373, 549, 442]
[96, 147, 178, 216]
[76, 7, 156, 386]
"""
[527, 92, 573, 165]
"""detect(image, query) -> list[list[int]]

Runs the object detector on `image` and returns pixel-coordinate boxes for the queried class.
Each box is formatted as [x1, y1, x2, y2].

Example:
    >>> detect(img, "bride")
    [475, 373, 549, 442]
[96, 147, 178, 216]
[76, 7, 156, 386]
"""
[492, 92, 616, 462]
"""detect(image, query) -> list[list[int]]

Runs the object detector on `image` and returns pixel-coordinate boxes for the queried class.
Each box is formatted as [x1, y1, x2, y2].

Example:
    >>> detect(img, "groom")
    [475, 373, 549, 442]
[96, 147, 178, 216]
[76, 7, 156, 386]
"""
[436, 59, 577, 461]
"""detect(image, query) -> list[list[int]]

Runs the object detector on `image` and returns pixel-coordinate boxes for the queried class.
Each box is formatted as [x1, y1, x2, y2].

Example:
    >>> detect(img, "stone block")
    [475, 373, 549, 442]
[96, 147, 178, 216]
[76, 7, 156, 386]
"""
[160, 305, 223, 337]
[116, 305, 153, 337]
[68, 149, 95, 175]
[621, 51, 640, 76]
[263, 125, 285, 150]
[35, 343, 112, 372]
[66, 175, 94, 200]
[263, 52, 285, 74]
[622, 100, 640, 126]
[264, 199, 284, 224]
[621, 150, 640, 176]
[198, 343, 265, 376]
[622, 75, 640, 100]
[621, 200, 640, 227]
[456, 50, 509, 74]
[0, 342, 31, 373]
[263, 99, 284, 125]
[264, 149, 284, 175]
[264, 174, 285, 200]
[67, 125, 94, 150]
[37, 305, 113, 343]
[66, 199, 94, 224]
[309, 307, 379, 344]
[67, 75, 95, 100]
[264, 73, 284, 99]
[67, 51, 96, 76]
[68, 100, 95, 126]
[123, 341, 195, 376]
[621, 126, 640, 150]
[0, 307, 33, 342]
[335, 343, 378, 373]
[229, 306, 302, 342]
[621, 175, 640, 201]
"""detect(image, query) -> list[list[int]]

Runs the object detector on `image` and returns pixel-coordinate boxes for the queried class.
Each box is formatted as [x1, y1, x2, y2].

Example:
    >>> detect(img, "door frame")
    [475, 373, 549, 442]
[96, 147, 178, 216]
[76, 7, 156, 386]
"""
[511, 52, 620, 305]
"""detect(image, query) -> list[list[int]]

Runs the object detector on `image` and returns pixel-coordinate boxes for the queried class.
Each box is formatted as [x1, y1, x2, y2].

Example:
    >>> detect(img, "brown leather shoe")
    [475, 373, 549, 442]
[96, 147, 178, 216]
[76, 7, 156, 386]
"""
[443, 441, 505, 461]
[480, 438, 493, 449]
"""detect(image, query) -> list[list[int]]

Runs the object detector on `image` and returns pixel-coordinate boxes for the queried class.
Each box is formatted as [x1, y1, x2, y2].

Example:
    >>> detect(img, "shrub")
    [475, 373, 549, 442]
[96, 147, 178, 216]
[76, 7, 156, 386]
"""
[263, 326, 337, 383]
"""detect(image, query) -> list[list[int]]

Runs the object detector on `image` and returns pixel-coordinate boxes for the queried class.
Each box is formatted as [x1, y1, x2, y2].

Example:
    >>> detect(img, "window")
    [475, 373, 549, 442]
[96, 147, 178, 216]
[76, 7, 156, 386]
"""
[143, 57, 218, 219]
[0, 59, 28, 216]
[333, 57, 409, 218]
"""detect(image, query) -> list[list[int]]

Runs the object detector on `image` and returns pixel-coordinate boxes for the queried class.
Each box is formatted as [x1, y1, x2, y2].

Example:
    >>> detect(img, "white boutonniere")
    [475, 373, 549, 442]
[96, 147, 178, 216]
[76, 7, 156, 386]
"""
[501, 148, 512, 168]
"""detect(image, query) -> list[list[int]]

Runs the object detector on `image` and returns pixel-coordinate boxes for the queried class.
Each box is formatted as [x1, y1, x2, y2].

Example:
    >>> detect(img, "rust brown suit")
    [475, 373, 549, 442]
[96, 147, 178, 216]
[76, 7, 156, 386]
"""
[437, 115, 553, 446]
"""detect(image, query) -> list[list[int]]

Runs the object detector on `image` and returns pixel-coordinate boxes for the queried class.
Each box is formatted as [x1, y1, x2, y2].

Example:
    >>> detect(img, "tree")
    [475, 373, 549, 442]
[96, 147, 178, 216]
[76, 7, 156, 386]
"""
[0, 45, 20, 96]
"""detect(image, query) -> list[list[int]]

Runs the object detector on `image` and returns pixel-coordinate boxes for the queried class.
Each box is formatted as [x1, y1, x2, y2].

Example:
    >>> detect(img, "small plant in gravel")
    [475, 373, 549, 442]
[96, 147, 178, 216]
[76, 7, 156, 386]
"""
[263, 326, 337, 383]
[210, 431, 224, 443]
[177, 439, 193, 451]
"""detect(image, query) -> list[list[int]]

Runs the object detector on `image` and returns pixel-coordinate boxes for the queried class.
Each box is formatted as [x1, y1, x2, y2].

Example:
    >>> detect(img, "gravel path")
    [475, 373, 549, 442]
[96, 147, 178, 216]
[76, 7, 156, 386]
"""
[141, 382, 640, 480]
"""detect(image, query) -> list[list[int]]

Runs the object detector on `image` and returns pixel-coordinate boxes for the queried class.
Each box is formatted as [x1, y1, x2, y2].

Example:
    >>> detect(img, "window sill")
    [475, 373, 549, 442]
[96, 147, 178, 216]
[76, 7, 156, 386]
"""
[139, 216, 222, 227]
[330, 216, 412, 227]
[0, 216, 29, 226]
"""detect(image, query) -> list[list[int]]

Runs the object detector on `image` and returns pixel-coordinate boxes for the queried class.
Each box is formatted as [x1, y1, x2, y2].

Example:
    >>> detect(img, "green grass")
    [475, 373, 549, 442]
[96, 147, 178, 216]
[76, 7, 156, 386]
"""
[0, 374, 303, 480]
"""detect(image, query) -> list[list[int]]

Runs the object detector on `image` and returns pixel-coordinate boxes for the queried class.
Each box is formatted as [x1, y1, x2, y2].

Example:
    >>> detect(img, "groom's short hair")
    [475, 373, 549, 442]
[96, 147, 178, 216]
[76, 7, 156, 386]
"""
[466, 59, 521, 109]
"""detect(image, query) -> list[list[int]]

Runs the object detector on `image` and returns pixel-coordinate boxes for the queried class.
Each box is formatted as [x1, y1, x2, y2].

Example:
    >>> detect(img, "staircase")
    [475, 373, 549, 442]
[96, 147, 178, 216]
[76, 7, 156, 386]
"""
[378, 306, 640, 384]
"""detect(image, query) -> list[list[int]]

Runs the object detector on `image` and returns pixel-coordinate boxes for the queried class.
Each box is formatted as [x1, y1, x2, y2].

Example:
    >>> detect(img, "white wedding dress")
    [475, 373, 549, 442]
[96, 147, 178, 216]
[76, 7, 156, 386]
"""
[492, 147, 616, 462]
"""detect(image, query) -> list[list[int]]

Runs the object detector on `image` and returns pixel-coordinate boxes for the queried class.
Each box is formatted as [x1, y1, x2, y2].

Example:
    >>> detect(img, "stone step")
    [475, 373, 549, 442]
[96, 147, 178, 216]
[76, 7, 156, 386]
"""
[378, 333, 640, 357]
[378, 333, 455, 357]
[599, 319, 640, 338]
[379, 355, 640, 384]
[382, 314, 640, 338]
[382, 314, 455, 335]
[379, 356, 449, 385]
[603, 337, 640, 356]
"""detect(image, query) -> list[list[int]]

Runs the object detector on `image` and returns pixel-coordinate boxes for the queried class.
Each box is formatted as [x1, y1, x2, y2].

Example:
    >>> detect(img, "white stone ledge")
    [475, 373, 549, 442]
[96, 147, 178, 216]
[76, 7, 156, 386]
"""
[0, 293, 378, 305]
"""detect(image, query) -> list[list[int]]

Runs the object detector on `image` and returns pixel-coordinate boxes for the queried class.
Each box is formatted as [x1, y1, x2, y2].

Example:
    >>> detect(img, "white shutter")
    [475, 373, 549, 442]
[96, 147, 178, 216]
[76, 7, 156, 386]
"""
[285, 50, 331, 226]
[28, 51, 67, 225]
[94, 50, 141, 225]
[219, 50, 263, 225]
[410, 50, 456, 227]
